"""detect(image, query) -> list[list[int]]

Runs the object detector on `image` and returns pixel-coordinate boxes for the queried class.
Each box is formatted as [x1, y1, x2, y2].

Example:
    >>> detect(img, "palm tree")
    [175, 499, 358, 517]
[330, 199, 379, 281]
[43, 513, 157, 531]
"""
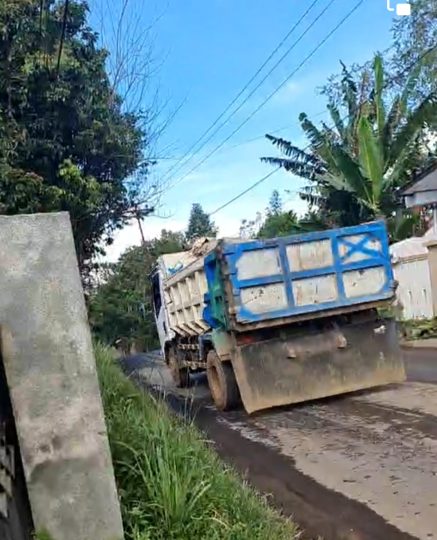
[262, 54, 437, 235]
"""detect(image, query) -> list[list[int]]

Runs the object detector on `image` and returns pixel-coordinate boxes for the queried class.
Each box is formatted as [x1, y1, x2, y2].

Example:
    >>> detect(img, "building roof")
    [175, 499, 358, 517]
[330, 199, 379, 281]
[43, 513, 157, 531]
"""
[402, 164, 437, 195]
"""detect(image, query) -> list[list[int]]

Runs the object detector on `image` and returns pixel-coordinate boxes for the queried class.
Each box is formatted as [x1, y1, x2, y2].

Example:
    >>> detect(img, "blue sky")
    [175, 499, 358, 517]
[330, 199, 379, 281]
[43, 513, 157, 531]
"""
[89, 0, 404, 260]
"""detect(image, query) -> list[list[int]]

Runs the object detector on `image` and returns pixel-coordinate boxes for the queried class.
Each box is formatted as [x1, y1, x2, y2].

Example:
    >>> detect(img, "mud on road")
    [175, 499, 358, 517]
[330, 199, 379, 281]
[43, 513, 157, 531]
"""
[122, 349, 437, 540]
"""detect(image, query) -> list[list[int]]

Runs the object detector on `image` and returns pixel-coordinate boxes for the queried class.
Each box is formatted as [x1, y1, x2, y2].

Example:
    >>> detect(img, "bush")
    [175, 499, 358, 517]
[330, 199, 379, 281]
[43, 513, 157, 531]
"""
[95, 344, 298, 540]
[401, 318, 437, 341]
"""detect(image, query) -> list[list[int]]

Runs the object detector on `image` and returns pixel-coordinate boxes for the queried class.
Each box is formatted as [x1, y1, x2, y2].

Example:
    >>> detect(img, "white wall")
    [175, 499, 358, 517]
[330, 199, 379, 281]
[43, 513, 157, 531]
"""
[393, 256, 434, 319]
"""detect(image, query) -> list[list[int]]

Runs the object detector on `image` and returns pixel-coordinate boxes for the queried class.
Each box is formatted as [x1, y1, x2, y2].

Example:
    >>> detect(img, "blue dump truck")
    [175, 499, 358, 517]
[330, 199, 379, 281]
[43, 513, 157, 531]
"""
[152, 221, 405, 413]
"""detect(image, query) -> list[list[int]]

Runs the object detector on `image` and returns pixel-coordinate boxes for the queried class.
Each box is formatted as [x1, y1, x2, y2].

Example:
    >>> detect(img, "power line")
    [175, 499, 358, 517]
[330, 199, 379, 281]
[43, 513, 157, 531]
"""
[169, 0, 336, 180]
[209, 169, 281, 216]
[226, 125, 292, 150]
[164, 0, 335, 184]
[208, 44, 437, 217]
[225, 110, 327, 151]
[150, 115, 325, 164]
[165, 0, 363, 193]
[161, 0, 323, 182]
[167, 111, 327, 161]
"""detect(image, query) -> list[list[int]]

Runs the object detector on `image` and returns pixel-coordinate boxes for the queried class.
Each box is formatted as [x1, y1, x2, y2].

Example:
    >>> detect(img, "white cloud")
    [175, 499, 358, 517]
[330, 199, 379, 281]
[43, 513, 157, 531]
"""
[103, 128, 311, 262]
[283, 194, 308, 217]
[270, 80, 303, 106]
[103, 217, 186, 262]
[104, 212, 243, 263]
[214, 215, 242, 237]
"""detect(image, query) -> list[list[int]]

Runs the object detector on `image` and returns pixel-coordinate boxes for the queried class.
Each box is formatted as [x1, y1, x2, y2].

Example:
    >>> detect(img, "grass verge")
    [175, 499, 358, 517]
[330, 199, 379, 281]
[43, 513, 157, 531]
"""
[95, 343, 298, 540]
[400, 317, 437, 341]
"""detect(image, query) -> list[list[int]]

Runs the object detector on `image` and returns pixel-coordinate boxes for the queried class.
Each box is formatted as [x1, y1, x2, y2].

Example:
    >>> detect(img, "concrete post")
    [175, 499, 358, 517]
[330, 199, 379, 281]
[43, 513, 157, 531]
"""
[0, 213, 124, 540]
[425, 237, 437, 317]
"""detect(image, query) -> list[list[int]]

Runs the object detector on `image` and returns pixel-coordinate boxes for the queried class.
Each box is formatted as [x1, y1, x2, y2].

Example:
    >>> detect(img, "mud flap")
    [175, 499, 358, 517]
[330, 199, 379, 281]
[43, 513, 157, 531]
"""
[231, 319, 406, 414]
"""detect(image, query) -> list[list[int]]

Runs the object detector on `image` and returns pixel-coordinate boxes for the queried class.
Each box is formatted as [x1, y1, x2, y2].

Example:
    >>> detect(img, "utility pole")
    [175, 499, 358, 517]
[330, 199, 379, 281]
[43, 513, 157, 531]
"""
[136, 213, 146, 246]
[132, 205, 154, 247]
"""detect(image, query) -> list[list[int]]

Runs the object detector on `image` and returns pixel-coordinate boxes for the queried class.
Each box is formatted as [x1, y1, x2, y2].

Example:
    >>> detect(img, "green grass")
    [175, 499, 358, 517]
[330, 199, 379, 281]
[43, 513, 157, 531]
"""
[400, 317, 437, 341]
[95, 343, 298, 540]
[34, 532, 54, 540]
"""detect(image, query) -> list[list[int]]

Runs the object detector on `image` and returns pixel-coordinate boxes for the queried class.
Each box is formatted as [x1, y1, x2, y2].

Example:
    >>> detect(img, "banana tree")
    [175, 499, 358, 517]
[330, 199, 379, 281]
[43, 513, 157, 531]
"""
[262, 54, 437, 232]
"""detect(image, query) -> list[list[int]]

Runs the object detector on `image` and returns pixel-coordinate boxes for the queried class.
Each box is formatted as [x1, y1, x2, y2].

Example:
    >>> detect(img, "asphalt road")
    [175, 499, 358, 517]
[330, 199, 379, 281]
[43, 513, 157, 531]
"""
[403, 347, 437, 383]
[123, 346, 437, 540]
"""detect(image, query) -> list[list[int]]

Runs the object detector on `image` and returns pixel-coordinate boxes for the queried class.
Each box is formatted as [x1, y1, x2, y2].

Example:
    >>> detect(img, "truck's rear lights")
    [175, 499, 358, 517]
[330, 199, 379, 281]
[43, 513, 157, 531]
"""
[237, 334, 257, 345]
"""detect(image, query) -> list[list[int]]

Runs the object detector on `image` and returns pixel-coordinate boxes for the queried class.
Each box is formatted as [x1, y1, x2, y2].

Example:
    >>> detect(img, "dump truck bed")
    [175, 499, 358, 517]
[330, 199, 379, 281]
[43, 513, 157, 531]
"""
[204, 221, 395, 332]
[157, 222, 404, 414]
[159, 239, 219, 337]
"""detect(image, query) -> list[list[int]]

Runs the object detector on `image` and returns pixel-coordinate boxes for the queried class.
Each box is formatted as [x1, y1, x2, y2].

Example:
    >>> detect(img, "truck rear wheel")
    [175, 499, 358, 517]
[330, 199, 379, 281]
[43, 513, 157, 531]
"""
[207, 351, 240, 411]
[168, 347, 190, 388]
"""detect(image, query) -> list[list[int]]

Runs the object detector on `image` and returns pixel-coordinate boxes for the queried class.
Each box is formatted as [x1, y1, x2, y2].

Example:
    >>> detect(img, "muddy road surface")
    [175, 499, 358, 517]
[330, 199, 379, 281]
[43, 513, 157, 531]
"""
[122, 348, 437, 540]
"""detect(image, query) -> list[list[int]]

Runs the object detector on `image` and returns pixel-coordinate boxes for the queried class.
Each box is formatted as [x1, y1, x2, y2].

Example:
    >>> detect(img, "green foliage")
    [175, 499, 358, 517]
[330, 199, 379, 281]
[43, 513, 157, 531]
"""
[89, 247, 155, 351]
[0, 0, 152, 277]
[89, 230, 185, 350]
[262, 53, 437, 237]
[96, 344, 297, 540]
[258, 210, 298, 239]
[34, 531, 54, 540]
[153, 229, 186, 255]
[264, 7, 437, 236]
[239, 190, 327, 240]
[266, 189, 282, 216]
[386, 210, 425, 243]
[391, 0, 437, 106]
[252, 190, 298, 238]
[186, 203, 217, 242]
[401, 318, 437, 341]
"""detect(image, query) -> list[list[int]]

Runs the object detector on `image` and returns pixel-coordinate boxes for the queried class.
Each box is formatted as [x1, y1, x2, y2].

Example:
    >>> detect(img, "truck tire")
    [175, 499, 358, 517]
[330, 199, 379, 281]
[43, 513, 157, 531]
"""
[206, 350, 240, 411]
[168, 347, 190, 388]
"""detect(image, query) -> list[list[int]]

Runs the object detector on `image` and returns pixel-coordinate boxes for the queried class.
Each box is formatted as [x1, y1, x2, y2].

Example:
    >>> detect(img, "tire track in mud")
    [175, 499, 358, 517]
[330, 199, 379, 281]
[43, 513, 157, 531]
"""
[126, 353, 437, 540]
[218, 383, 437, 540]
[191, 404, 417, 540]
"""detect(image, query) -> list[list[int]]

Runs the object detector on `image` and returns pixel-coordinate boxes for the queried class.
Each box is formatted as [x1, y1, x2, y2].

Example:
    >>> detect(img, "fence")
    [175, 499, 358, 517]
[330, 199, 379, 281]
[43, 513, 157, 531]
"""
[391, 235, 435, 320]
[392, 255, 434, 319]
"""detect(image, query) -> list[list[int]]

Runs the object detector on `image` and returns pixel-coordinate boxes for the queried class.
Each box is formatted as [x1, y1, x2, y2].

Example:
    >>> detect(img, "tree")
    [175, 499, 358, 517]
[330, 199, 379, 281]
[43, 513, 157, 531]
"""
[89, 246, 155, 350]
[186, 203, 217, 242]
[0, 0, 158, 280]
[262, 54, 437, 237]
[256, 190, 298, 238]
[258, 210, 298, 239]
[151, 229, 186, 255]
[239, 212, 262, 239]
[267, 190, 282, 216]
[89, 229, 184, 350]
[391, 0, 437, 106]
[239, 190, 323, 240]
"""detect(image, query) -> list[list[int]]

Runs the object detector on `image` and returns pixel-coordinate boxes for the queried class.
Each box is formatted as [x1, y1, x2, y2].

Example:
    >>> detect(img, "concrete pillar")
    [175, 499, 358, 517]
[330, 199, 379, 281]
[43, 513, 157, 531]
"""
[0, 213, 123, 540]
[425, 237, 437, 317]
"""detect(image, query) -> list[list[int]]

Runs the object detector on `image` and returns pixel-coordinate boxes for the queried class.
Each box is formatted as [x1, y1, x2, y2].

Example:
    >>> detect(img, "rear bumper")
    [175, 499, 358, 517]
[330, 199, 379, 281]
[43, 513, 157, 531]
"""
[231, 319, 406, 413]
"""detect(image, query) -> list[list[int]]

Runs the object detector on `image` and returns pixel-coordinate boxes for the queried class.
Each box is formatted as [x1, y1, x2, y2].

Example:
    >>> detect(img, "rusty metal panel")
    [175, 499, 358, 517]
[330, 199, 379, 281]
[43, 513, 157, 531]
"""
[286, 239, 333, 271]
[236, 248, 282, 279]
[231, 319, 405, 414]
[240, 283, 288, 314]
[343, 266, 386, 298]
[293, 274, 338, 306]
